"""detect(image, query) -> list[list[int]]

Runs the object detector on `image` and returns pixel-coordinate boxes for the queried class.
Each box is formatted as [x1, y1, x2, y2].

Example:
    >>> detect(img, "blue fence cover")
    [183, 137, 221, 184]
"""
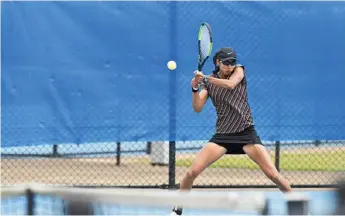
[2, 2, 345, 147]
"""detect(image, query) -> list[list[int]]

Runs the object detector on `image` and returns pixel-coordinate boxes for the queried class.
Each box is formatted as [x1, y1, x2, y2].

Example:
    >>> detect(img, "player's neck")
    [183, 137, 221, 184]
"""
[218, 72, 230, 79]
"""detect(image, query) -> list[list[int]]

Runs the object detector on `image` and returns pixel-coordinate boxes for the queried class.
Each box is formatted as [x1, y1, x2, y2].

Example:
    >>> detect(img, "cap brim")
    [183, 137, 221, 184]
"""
[220, 57, 236, 61]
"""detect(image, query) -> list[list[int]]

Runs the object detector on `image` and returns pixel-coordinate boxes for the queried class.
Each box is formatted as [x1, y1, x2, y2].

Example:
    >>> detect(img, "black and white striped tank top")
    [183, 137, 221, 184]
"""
[204, 64, 254, 134]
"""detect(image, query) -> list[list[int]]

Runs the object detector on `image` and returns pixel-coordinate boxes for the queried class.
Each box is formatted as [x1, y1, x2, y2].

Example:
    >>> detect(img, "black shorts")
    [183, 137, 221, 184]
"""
[208, 125, 263, 155]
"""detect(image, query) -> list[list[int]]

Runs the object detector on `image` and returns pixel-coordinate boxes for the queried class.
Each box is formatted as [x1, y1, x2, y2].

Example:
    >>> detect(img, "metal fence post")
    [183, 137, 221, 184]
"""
[146, 141, 152, 154]
[53, 144, 58, 157]
[168, 0, 177, 189]
[275, 141, 281, 172]
[116, 142, 121, 166]
[169, 141, 176, 188]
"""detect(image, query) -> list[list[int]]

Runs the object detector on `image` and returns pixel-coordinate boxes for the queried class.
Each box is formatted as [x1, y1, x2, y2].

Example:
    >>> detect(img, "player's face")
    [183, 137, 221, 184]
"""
[219, 60, 235, 76]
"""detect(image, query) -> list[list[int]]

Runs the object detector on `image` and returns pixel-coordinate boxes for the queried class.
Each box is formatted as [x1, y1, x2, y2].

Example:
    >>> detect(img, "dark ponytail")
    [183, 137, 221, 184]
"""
[212, 50, 220, 75]
[212, 65, 219, 75]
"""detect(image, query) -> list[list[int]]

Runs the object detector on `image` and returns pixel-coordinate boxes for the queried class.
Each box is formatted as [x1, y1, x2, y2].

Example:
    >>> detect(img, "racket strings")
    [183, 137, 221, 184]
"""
[199, 26, 211, 61]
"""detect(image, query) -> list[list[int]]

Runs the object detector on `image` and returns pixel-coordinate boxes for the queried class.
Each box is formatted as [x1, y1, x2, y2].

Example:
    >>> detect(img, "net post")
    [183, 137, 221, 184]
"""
[335, 180, 345, 215]
[275, 141, 280, 172]
[64, 200, 94, 215]
[261, 199, 270, 215]
[285, 193, 309, 215]
[116, 142, 121, 166]
[25, 188, 34, 215]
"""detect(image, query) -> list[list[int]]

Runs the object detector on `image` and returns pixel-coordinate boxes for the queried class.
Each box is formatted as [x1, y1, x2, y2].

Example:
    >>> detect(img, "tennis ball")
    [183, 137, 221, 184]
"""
[167, 60, 177, 70]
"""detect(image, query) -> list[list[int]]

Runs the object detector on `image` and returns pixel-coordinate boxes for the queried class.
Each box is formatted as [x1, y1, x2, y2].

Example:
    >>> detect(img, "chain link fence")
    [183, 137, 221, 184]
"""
[2, 140, 345, 187]
[1, 1, 345, 188]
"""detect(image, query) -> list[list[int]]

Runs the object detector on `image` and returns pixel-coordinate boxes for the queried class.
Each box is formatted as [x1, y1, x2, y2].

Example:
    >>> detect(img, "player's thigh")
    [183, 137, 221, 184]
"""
[243, 144, 275, 169]
[190, 142, 227, 173]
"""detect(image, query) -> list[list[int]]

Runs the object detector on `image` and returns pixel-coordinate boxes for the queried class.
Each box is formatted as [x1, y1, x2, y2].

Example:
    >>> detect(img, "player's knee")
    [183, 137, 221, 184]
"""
[263, 166, 280, 182]
[185, 169, 200, 180]
[270, 173, 281, 183]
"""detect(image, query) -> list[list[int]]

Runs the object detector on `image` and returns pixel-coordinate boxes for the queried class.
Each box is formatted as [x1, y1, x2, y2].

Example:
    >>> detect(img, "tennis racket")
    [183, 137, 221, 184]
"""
[197, 22, 213, 72]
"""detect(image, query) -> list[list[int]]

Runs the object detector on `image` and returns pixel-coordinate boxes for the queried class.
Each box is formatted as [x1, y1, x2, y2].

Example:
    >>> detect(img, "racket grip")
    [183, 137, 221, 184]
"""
[203, 75, 209, 84]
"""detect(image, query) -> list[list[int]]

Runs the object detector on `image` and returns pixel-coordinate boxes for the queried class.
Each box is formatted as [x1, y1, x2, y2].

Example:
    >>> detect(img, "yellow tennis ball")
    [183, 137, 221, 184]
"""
[167, 60, 177, 70]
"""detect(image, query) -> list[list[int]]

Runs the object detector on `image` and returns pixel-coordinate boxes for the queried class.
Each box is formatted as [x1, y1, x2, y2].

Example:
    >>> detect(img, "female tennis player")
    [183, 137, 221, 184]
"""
[171, 47, 292, 216]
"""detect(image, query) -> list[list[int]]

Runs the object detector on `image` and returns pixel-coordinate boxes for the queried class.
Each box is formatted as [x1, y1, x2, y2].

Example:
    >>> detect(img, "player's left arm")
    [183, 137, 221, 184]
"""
[206, 67, 244, 89]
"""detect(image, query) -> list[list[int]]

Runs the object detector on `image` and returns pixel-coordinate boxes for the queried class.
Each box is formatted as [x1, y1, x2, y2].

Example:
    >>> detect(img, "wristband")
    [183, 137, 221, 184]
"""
[203, 75, 209, 84]
[192, 87, 199, 93]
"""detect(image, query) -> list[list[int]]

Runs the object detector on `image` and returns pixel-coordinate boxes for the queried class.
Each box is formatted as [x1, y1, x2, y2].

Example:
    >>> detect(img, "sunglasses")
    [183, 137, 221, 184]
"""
[220, 59, 236, 66]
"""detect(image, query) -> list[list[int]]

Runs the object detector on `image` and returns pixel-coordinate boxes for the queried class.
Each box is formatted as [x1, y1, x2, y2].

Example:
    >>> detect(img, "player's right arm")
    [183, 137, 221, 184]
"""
[191, 78, 208, 113]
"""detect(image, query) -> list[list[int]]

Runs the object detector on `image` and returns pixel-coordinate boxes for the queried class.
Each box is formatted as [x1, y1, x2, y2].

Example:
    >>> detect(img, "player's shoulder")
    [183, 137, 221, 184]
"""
[234, 64, 247, 82]
[234, 63, 246, 75]
[235, 63, 244, 69]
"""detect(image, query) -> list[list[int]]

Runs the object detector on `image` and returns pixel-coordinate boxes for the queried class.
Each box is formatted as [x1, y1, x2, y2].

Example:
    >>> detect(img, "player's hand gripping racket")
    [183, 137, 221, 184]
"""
[197, 22, 213, 72]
